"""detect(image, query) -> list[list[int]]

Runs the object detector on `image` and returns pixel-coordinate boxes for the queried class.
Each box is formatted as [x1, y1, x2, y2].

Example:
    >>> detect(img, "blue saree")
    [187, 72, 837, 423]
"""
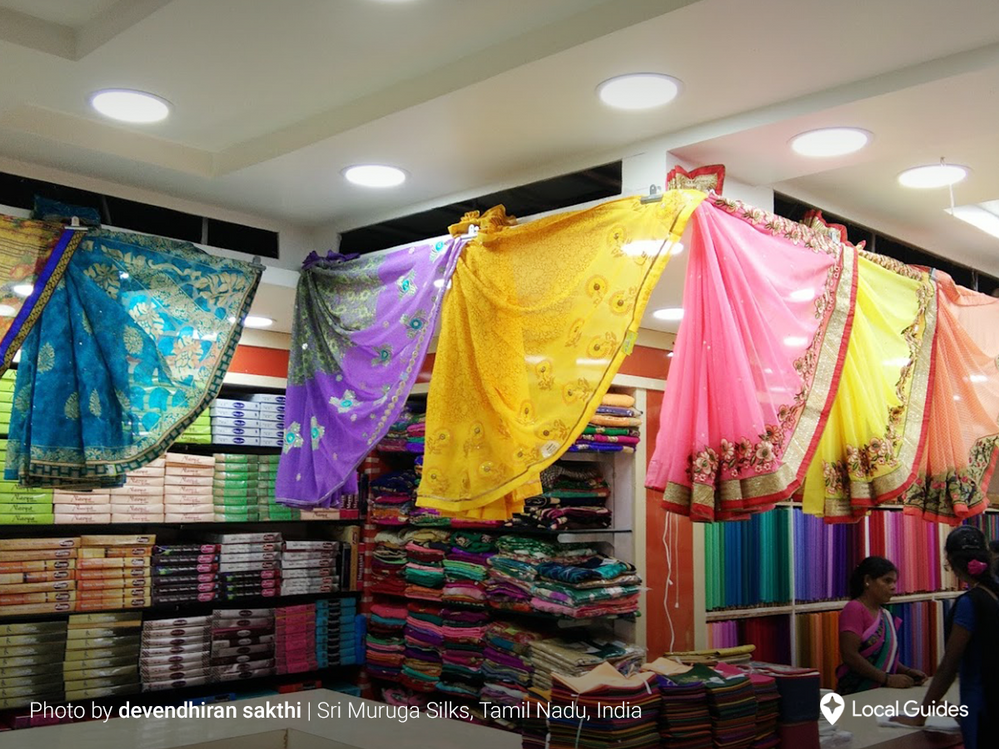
[5, 229, 261, 488]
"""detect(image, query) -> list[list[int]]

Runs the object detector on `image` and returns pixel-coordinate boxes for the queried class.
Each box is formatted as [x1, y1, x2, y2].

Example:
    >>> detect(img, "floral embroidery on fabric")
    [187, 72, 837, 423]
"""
[534, 359, 554, 390]
[83, 263, 122, 296]
[428, 429, 452, 455]
[400, 310, 428, 339]
[88, 390, 101, 418]
[463, 422, 485, 457]
[561, 378, 593, 405]
[536, 420, 570, 443]
[372, 345, 393, 367]
[586, 276, 608, 305]
[284, 421, 304, 453]
[37, 343, 55, 373]
[310, 416, 325, 450]
[123, 327, 143, 356]
[566, 319, 584, 347]
[586, 332, 619, 359]
[518, 401, 536, 426]
[329, 390, 357, 413]
[64, 393, 79, 420]
[711, 195, 842, 257]
[397, 271, 417, 299]
[608, 289, 635, 315]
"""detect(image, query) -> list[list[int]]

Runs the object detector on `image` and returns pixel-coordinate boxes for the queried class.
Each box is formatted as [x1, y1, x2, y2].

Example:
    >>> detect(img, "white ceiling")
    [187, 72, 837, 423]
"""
[2, 0, 999, 336]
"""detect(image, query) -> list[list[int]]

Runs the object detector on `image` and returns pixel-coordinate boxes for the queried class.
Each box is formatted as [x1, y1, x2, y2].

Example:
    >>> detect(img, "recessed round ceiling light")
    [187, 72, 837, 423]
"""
[12, 284, 33, 297]
[343, 164, 407, 188]
[898, 163, 969, 189]
[790, 128, 871, 157]
[243, 316, 274, 329]
[652, 307, 684, 322]
[597, 73, 681, 111]
[0, 304, 15, 317]
[90, 89, 170, 123]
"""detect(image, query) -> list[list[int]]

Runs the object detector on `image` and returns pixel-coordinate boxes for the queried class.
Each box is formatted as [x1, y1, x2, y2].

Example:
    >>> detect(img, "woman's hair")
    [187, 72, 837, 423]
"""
[946, 526, 999, 596]
[849, 556, 898, 599]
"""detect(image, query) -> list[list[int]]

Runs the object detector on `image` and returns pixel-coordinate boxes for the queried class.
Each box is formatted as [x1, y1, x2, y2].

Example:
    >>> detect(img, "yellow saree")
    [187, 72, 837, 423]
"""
[416, 191, 706, 519]
[801, 252, 936, 521]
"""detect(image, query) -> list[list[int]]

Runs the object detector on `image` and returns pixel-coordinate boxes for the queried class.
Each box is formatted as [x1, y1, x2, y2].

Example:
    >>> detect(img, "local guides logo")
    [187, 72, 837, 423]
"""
[820, 693, 969, 726]
[820, 693, 845, 725]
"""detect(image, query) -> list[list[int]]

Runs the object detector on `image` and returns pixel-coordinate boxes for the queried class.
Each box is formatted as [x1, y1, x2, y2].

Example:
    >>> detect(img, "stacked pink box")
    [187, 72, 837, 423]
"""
[53, 490, 111, 524]
[275, 603, 317, 675]
[164, 453, 216, 522]
[110, 458, 166, 523]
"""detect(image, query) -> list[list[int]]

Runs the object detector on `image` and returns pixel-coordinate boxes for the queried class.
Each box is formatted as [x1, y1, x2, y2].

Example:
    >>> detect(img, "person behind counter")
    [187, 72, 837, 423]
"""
[893, 526, 999, 749]
[835, 556, 927, 694]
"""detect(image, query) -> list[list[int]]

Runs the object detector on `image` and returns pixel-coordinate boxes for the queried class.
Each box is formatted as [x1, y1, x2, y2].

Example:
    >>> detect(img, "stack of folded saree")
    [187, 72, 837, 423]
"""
[365, 602, 407, 681]
[530, 637, 646, 693]
[378, 412, 414, 453]
[438, 606, 490, 698]
[442, 531, 494, 605]
[480, 621, 544, 705]
[402, 528, 449, 601]
[569, 393, 642, 455]
[405, 414, 425, 454]
[703, 669, 758, 749]
[368, 471, 417, 526]
[508, 462, 613, 531]
[713, 664, 780, 749]
[530, 555, 641, 619]
[401, 602, 443, 692]
[486, 554, 536, 613]
[643, 659, 713, 749]
[370, 530, 407, 597]
[547, 664, 661, 749]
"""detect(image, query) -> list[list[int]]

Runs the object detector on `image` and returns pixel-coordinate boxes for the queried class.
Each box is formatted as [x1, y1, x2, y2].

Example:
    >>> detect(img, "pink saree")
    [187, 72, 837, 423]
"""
[903, 271, 999, 523]
[646, 196, 857, 521]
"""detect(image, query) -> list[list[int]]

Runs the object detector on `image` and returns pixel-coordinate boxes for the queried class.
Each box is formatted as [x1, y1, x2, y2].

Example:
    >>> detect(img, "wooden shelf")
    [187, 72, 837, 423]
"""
[705, 589, 963, 621]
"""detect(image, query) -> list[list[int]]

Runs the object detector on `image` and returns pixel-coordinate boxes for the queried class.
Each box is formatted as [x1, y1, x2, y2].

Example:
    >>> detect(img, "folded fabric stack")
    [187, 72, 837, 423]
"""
[748, 662, 821, 748]
[0, 438, 54, 525]
[480, 621, 544, 706]
[442, 530, 494, 606]
[379, 411, 415, 452]
[747, 673, 780, 749]
[281, 540, 337, 597]
[151, 543, 219, 605]
[531, 555, 641, 619]
[530, 637, 646, 693]
[439, 606, 490, 698]
[548, 664, 660, 749]
[110, 458, 165, 523]
[369, 471, 418, 526]
[211, 607, 275, 682]
[401, 601, 443, 692]
[366, 602, 407, 681]
[327, 597, 360, 667]
[656, 666, 714, 749]
[140, 615, 211, 692]
[704, 669, 758, 749]
[76, 535, 154, 612]
[369, 530, 407, 597]
[508, 462, 612, 531]
[406, 413, 426, 454]
[275, 603, 318, 675]
[403, 529, 449, 602]
[0, 620, 67, 709]
[568, 393, 642, 454]
[64, 612, 142, 700]
[485, 554, 535, 613]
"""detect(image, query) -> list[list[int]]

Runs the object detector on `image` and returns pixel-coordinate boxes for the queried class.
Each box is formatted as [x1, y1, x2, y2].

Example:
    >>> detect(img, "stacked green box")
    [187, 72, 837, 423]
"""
[0, 439, 54, 525]
[256, 455, 298, 520]
[213, 454, 261, 522]
[0, 369, 15, 434]
[178, 410, 212, 445]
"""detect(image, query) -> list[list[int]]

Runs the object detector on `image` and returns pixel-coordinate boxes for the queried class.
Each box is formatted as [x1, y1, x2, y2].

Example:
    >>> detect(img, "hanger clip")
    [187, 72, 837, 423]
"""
[66, 215, 88, 232]
[640, 184, 662, 204]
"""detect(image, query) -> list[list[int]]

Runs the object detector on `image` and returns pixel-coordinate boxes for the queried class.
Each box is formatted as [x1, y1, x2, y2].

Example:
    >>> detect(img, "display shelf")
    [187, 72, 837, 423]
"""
[704, 589, 964, 622]
[0, 589, 362, 624]
[169, 442, 282, 455]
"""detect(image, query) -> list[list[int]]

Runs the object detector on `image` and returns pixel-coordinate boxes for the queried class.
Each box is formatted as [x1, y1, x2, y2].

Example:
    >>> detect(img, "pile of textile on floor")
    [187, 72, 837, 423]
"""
[568, 393, 642, 454]
[507, 461, 613, 531]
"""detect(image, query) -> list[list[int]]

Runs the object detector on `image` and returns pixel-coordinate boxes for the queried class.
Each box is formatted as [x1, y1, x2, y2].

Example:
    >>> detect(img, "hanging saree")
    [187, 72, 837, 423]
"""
[801, 252, 936, 522]
[835, 607, 901, 694]
[417, 192, 706, 520]
[0, 215, 84, 374]
[903, 271, 999, 524]
[5, 229, 261, 488]
[275, 238, 465, 508]
[646, 196, 857, 521]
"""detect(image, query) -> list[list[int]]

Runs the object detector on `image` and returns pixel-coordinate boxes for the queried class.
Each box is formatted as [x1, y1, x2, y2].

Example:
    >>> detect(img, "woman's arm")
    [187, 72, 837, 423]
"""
[896, 662, 928, 685]
[892, 624, 971, 726]
[839, 631, 913, 688]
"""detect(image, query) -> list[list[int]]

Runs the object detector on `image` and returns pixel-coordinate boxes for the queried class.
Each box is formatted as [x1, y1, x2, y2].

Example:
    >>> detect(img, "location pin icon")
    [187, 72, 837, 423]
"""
[821, 692, 845, 725]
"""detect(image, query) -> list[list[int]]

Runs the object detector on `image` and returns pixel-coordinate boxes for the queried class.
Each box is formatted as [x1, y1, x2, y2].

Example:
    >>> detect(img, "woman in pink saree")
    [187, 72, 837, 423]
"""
[646, 195, 857, 521]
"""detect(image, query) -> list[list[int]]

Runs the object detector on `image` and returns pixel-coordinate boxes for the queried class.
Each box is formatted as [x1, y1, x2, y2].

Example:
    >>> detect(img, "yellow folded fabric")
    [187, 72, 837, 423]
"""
[601, 393, 636, 408]
[417, 191, 706, 519]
